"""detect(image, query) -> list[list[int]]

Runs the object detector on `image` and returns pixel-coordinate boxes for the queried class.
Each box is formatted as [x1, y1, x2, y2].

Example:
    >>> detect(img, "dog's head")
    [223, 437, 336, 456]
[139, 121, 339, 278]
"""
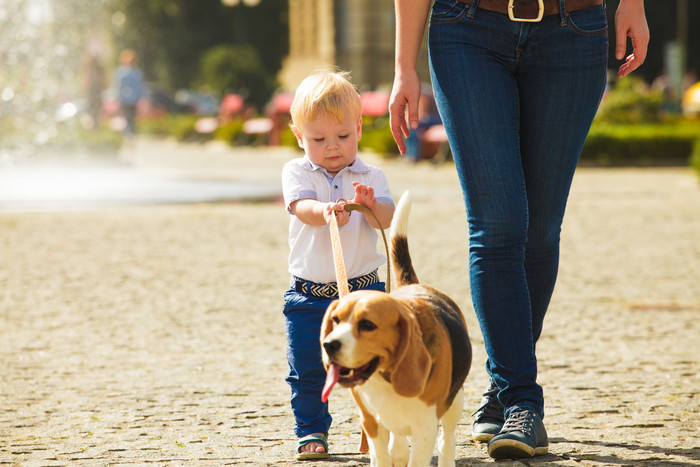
[320, 290, 431, 400]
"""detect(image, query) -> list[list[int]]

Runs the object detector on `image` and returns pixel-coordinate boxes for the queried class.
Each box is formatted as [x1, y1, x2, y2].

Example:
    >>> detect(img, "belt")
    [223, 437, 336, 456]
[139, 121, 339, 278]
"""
[293, 270, 380, 299]
[456, 0, 603, 21]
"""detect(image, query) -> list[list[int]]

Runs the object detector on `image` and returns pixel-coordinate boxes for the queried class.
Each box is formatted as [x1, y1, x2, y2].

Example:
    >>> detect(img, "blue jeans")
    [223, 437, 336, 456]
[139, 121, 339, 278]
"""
[428, 0, 608, 418]
[283, 280, 385, 437]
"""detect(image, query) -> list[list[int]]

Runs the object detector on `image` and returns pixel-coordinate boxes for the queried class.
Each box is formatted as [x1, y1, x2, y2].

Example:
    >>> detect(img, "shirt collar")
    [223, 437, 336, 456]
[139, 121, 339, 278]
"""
[303, 155, 370, 175]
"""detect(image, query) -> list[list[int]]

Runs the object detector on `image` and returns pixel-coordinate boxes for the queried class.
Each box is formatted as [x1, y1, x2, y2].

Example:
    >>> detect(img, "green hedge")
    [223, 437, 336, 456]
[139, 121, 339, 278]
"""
[139, 114, 215, 142]
[357, 117, 700, 168]
[581, 122, 700, 166]
[361, 117, 400, 157]
[42, 122, 123, 157]
[133, 109, 700, 180]
[214, 120, 246, 145]
[691, 139, 700, 179]
[594, 76, 664, 125]
[138, 115, 198, 139]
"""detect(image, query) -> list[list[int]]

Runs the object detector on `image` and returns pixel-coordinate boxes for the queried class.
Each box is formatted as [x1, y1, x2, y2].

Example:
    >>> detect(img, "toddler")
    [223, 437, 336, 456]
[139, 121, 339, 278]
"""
[281, 70, 395, 460]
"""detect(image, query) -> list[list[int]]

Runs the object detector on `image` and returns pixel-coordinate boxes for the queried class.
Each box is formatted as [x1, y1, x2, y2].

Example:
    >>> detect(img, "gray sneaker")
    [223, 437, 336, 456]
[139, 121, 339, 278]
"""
[471, 381, 505, 442]
[487, 408, 549, 459]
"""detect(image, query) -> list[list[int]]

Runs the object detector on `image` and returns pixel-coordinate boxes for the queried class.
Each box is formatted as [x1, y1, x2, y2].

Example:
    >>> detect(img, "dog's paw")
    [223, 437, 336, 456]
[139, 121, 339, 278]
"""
[389, 434, 410, 467]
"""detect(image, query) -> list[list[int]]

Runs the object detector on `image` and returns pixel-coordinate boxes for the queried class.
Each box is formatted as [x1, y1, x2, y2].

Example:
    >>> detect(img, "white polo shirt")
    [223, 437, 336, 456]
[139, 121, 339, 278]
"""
[282, 155, 394, 284]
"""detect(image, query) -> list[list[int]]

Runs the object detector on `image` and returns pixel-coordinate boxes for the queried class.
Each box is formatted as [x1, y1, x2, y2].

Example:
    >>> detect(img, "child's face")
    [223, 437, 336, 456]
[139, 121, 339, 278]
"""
[293, 108, 362, 176]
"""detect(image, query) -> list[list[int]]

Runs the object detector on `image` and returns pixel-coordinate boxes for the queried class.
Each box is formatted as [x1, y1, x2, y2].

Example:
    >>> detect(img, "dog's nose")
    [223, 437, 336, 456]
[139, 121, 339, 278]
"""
[323, 339, 341, 357]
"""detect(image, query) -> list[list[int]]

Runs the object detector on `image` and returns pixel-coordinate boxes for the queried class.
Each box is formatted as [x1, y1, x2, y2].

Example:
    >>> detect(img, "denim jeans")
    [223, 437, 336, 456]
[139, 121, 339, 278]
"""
[283, 280, 385, 437]
[428, 0, 608, 418]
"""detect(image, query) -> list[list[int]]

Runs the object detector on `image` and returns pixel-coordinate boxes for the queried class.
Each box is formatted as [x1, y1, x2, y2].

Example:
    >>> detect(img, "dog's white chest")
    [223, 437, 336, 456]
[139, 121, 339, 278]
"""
[356, 376, 436, 436]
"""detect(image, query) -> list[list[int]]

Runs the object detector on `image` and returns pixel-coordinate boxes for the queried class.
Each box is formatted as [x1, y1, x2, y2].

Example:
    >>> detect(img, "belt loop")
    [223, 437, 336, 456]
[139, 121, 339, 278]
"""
[467, 0, 480, 18]
[558, 0, 568, 25]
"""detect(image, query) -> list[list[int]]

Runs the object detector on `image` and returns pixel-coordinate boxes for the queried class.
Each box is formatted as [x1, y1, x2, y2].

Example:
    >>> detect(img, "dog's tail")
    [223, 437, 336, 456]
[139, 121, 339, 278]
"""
[389, 190, 419, 287]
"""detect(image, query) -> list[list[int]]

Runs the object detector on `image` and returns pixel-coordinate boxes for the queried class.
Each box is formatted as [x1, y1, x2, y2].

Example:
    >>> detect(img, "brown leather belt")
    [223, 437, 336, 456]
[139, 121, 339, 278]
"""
[456, 0, 603, 20]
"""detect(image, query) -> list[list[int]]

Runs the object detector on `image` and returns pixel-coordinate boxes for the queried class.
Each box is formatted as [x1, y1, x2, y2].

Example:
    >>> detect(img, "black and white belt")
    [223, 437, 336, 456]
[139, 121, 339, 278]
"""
[293, 269, 380, 299]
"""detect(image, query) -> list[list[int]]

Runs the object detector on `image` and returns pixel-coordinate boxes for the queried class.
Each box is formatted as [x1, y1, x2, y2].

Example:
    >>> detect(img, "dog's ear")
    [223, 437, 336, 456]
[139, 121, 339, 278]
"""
[390, 306, 430, 398]
[320, 299, 339, 342]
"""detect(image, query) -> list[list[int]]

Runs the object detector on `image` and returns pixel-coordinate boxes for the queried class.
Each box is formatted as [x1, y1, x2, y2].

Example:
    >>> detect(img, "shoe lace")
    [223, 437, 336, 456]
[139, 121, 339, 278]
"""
[471, 382, 503, 420]
[501, 409, 534, 435]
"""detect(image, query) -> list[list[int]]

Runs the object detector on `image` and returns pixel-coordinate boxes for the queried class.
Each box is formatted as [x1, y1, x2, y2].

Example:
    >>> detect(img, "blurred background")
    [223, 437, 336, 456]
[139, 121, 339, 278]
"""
[0, 0, 699, 172]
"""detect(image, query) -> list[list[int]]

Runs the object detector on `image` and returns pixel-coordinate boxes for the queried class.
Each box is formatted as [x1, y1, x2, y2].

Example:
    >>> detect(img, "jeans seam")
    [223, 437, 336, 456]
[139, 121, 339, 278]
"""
[431, 1, 469, 24]
[567, 22, 607, 36]
[566, 7, 608, 36]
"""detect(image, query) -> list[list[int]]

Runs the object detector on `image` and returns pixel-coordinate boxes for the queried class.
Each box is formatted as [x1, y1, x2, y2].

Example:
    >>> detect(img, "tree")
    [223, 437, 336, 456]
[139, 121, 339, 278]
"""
[107, 0, 288, 103]
[196, 44, 277, 109]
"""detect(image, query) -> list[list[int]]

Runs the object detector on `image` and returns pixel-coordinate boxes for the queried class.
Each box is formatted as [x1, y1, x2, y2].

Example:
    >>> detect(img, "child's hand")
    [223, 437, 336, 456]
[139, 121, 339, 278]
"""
[351, 182, 377, 210]
[323, 201, 351, 227]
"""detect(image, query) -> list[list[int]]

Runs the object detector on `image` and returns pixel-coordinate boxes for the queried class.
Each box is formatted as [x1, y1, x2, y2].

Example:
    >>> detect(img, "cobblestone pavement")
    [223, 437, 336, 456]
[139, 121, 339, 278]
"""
[1, 140, 698, 466]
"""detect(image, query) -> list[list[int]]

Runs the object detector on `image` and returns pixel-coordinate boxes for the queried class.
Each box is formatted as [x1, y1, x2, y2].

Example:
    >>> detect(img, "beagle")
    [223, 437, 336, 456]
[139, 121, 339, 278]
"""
[321, 191, 472, 467]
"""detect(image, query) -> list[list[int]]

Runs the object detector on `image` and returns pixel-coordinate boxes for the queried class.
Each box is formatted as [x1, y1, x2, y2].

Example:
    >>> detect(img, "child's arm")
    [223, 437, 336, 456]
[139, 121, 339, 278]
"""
[290, 199, 351, 227]
[351, 182, 395, 230]
[365, 200, 395, 231]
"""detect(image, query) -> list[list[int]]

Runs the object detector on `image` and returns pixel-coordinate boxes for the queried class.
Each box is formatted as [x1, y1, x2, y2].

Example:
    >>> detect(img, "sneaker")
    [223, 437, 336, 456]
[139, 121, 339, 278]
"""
[471, 381, 505, 442]
[487, 408, 548, 459]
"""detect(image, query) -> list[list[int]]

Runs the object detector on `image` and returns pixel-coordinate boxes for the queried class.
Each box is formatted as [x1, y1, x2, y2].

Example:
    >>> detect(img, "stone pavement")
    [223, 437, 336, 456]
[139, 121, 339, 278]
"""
[1, 139, 698, 466]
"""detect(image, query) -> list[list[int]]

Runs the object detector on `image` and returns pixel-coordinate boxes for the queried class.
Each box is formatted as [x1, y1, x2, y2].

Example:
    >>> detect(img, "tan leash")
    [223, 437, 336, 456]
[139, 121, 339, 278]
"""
[329, 202, 391, 295]
[328, 211, 350, 298]
[327, 201, 389, 454]
[344, 203, 391, 294]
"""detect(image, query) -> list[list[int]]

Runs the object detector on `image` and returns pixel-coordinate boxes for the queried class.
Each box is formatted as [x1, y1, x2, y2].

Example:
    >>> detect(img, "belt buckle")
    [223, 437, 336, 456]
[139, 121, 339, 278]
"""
[508, 0, 544, 22]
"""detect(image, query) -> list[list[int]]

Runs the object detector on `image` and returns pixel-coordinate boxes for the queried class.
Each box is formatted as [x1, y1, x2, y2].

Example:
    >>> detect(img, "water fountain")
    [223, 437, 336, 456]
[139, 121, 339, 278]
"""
[0, 0, 117, 164]
[0, 0, 284, 210]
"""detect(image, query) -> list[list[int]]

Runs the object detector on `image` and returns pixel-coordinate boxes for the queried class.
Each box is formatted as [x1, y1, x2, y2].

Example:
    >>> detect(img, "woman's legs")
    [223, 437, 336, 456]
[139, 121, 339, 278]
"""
[517, 8, 608, 344]
[429, 2, 607, 418]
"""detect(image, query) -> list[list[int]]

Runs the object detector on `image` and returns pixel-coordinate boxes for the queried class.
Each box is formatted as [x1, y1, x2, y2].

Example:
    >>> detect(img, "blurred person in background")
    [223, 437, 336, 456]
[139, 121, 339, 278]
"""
[82, 41, 106, 130]
[114, 49, 145, 139]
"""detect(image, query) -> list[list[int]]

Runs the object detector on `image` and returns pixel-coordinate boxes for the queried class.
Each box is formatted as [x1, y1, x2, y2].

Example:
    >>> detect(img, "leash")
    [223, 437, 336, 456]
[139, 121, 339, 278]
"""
[329, 201, 391, 296]
[327, 201, 389, 456]
[328, 212, 350, 298]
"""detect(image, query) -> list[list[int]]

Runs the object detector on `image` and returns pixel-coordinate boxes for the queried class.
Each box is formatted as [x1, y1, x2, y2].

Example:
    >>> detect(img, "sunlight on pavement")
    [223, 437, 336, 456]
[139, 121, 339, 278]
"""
[0, 166, 281, 211]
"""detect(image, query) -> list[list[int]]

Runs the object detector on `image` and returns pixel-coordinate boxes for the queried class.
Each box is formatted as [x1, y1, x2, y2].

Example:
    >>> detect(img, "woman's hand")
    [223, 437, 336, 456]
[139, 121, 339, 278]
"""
[389, 0, 432, 155]
[615, 0, 649, 78]
[389, 69, 422, 155]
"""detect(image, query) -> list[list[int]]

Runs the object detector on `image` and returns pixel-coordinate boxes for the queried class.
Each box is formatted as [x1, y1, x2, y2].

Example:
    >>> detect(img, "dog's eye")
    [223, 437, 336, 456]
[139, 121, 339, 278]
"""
[358, 319, 377, 332]
[332, 317, 340, 325]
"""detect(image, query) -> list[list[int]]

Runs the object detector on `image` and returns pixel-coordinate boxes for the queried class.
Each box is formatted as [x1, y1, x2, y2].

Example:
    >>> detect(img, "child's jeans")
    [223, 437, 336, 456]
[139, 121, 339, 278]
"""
[283, 280, 385, 438]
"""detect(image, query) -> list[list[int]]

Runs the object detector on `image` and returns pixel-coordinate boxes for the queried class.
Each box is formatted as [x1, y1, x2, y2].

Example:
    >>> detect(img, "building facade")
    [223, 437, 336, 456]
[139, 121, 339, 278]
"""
[279, 0, 430, 91]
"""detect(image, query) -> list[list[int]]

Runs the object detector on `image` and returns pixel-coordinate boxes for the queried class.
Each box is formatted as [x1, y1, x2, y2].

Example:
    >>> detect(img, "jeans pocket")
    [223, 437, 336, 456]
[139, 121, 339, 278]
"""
[283, 288, 301, 316]
[430, 0, 468, 24]
[567, 5, 608, 36]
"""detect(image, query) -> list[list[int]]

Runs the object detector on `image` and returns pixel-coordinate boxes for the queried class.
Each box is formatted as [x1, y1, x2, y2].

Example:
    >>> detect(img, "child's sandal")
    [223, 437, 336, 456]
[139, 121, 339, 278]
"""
[296, 433, 329, 460]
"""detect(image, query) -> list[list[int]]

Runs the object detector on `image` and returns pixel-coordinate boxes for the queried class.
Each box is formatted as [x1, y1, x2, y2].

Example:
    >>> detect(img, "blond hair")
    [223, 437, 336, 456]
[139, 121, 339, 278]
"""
[290, 71, 362, 130]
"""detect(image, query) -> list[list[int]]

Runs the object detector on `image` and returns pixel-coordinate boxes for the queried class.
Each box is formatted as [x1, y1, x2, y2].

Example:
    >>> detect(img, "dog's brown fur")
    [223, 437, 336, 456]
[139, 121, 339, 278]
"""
[321, 191, 471, 465]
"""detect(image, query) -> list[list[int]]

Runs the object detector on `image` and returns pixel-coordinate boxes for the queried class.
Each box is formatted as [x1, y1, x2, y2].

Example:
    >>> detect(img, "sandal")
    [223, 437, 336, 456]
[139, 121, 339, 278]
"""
[296, 433, 330, 460]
